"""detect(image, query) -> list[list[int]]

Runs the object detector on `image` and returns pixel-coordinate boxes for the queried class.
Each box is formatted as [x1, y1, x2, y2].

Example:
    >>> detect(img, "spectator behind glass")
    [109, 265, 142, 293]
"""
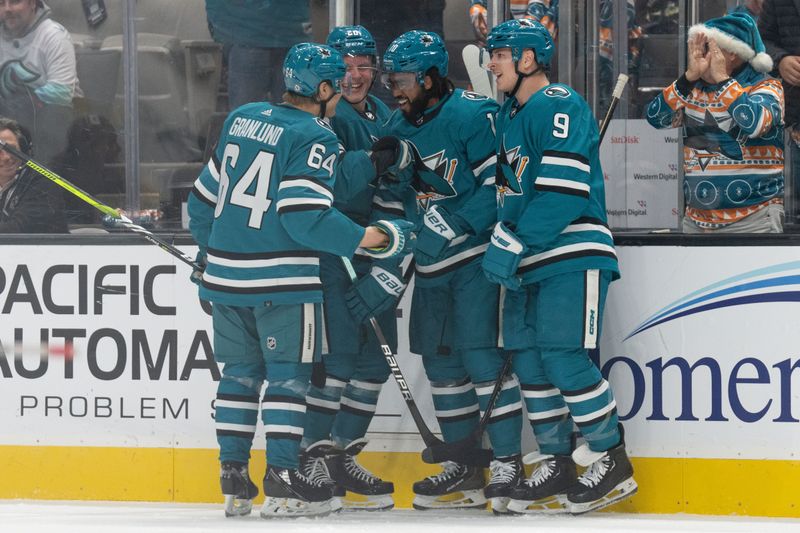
[646, 12, 785, 233]
[730, 0, 765, 21]
[205, 0, 311, 109]
[468, 1, 559, 45]
[0, 0, 81, 165]
[0, 116, 67, 233]
[50, 114, 121, 225]
[759, 0, 800, 218]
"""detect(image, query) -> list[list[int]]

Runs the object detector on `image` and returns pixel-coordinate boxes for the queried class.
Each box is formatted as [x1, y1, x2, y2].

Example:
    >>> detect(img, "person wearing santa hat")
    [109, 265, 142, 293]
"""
[646, 11, 786, 233]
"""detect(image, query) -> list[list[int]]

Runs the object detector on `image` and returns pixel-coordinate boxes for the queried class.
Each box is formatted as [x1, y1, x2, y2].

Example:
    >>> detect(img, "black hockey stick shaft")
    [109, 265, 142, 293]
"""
[340, 256, 443, 448]
[0, 139, 201, 271]
[598, 74, 629, 144]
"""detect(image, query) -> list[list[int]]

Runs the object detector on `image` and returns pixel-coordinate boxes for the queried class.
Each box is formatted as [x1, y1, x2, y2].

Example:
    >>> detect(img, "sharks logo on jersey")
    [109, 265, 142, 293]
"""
[495, 138, 528, 206]
[408, 142, 459, 208]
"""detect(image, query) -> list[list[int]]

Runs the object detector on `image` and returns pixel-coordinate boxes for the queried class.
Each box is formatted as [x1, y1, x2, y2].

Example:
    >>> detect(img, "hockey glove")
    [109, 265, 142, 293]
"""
[190, 252, 207, 287]
[482, 221, 527, 291]
[345, 265, 406, 324]
[370, 136, 415, 191]
[361, 219, 416, 260]
[415, 205, 467, 264]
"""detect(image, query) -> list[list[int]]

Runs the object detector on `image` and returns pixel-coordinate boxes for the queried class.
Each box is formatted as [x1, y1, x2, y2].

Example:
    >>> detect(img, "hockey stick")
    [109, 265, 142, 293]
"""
[0, 139, 201, 271]
[462, 44, 495, 99]
[421, 77, 629, 466]
[341, 256, 491, 466]
[421, 353, 512, 466]
[598, 73, 629, 144]
[340, 257, 442, 447]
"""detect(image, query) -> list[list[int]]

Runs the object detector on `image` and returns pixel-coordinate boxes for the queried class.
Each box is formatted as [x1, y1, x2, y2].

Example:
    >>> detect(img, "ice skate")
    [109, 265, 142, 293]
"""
[327, 438, 394, 511]
[412, 461, 487, 510]
[484, 455, 524, 514]
[299, 440, 344, 512]
[220, 461, 259, 517]
[566, 434, 637, 515]
[260, 464, 335, 519]
[506, 453, 576, 514]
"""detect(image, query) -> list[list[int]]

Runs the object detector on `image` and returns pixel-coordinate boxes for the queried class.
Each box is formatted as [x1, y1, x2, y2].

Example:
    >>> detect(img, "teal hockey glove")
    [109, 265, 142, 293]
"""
[345, 265, 406, 324]
[370, 136, 415, 191]
[415, 205, 467, 263]
[482, 221, 527, 291]
[361, 219, 416, 260]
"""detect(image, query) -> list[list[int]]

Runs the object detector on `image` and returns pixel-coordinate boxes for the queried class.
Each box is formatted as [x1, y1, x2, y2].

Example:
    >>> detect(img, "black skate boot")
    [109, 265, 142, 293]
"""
[484, 455, 524, 514]
[260, 464, 335, 518]
[299, 440, 344, 512]
[220, 461, 259, 517]
[412, 461, 487, 510]
[566, 426, 637, 514]
[507, 453, 577, 514]
[326, 438, 394, 511]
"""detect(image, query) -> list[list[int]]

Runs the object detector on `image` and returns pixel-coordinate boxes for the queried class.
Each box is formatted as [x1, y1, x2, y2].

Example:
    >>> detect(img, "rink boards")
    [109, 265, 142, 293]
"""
[1, 240, 799, 517]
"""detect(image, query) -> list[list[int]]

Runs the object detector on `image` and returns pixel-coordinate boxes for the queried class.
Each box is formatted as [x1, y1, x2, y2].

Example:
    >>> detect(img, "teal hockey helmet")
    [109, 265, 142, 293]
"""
[485, 18, 554, 66]
[326, 25, 378, 58]
[283, 43, 347, 97]
[382, 30, 448, 85]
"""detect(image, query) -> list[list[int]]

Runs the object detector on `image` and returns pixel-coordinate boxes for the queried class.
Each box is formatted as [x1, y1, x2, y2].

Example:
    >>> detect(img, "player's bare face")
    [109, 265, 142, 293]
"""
[487, 48, 517, 93]
[0, 0, 37, 38]
[342, 55, 376, 104]
[0, 129, 22, 187]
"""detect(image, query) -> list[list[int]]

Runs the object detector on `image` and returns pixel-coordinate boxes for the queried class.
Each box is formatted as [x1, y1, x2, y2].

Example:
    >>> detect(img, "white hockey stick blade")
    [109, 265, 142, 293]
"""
[462, 44, 494, 99]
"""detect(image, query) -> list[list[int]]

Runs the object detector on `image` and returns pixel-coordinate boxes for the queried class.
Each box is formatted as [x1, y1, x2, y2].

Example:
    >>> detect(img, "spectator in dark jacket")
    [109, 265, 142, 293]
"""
[759, 0, 800, 192]
[0, 116, 67, 233]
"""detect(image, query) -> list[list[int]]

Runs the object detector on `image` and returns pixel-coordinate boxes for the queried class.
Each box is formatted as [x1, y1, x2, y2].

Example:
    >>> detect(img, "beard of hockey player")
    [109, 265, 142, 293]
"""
[392, 68, 452, 123]
[342, 55, 376, 111]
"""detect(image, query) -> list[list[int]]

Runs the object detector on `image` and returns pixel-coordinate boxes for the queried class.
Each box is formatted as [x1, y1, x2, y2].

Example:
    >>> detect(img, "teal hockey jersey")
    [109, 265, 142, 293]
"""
[330, 94, 392, 225]
[188, 102, 367, 306]
[385, 89, 499, 286]
[495, 84, 619, 284]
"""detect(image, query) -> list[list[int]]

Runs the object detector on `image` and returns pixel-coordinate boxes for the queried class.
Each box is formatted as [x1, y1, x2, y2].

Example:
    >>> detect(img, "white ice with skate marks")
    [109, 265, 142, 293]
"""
[1, 501, 800, 533]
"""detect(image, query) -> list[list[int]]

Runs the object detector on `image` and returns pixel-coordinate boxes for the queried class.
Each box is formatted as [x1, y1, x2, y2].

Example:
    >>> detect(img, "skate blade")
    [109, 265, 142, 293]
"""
[341, 493, 395, 512]
[260, 497, 332, 519]
[223, 495, 253, 517]
[412, 490, 488, 511]
[507, 495, 568, 515]
[568, 477, 638, 515]
[490, 496, 510, 514]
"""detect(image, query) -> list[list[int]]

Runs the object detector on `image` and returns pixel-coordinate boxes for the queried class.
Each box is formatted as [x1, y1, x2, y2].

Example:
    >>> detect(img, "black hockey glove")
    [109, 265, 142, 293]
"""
[369, 136, 415, 188]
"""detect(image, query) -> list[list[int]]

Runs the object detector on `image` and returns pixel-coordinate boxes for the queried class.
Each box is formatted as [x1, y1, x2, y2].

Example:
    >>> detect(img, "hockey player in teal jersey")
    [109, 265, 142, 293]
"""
[482, 19, 637, 515]
[381, 30, 527, 512]
[298, 25, 404, 511]
[188, 42, 413, 519]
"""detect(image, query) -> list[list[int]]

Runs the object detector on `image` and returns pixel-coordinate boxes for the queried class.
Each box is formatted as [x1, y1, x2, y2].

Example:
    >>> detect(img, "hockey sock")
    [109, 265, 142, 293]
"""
[562, 378, 620, 452]
[302, 374, 347, 448]
[520, 382, 573, 455]
[331, 378, 383, 448]
[261, 376, 309, 470]
[475, 376, 523, 458]
[216, 363, 263, 464]
[430, 378, 481, 443]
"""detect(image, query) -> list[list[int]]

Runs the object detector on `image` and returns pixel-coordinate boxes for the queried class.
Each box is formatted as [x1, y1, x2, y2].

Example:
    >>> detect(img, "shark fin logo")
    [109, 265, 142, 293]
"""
[626, 261, 800, 340]
[408, 142, 458, 207]
[496, 138, 527, 206]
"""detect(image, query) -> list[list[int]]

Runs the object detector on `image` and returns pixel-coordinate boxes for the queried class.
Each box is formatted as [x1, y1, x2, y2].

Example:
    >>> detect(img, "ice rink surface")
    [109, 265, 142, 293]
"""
[2, 501, 800, 533]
